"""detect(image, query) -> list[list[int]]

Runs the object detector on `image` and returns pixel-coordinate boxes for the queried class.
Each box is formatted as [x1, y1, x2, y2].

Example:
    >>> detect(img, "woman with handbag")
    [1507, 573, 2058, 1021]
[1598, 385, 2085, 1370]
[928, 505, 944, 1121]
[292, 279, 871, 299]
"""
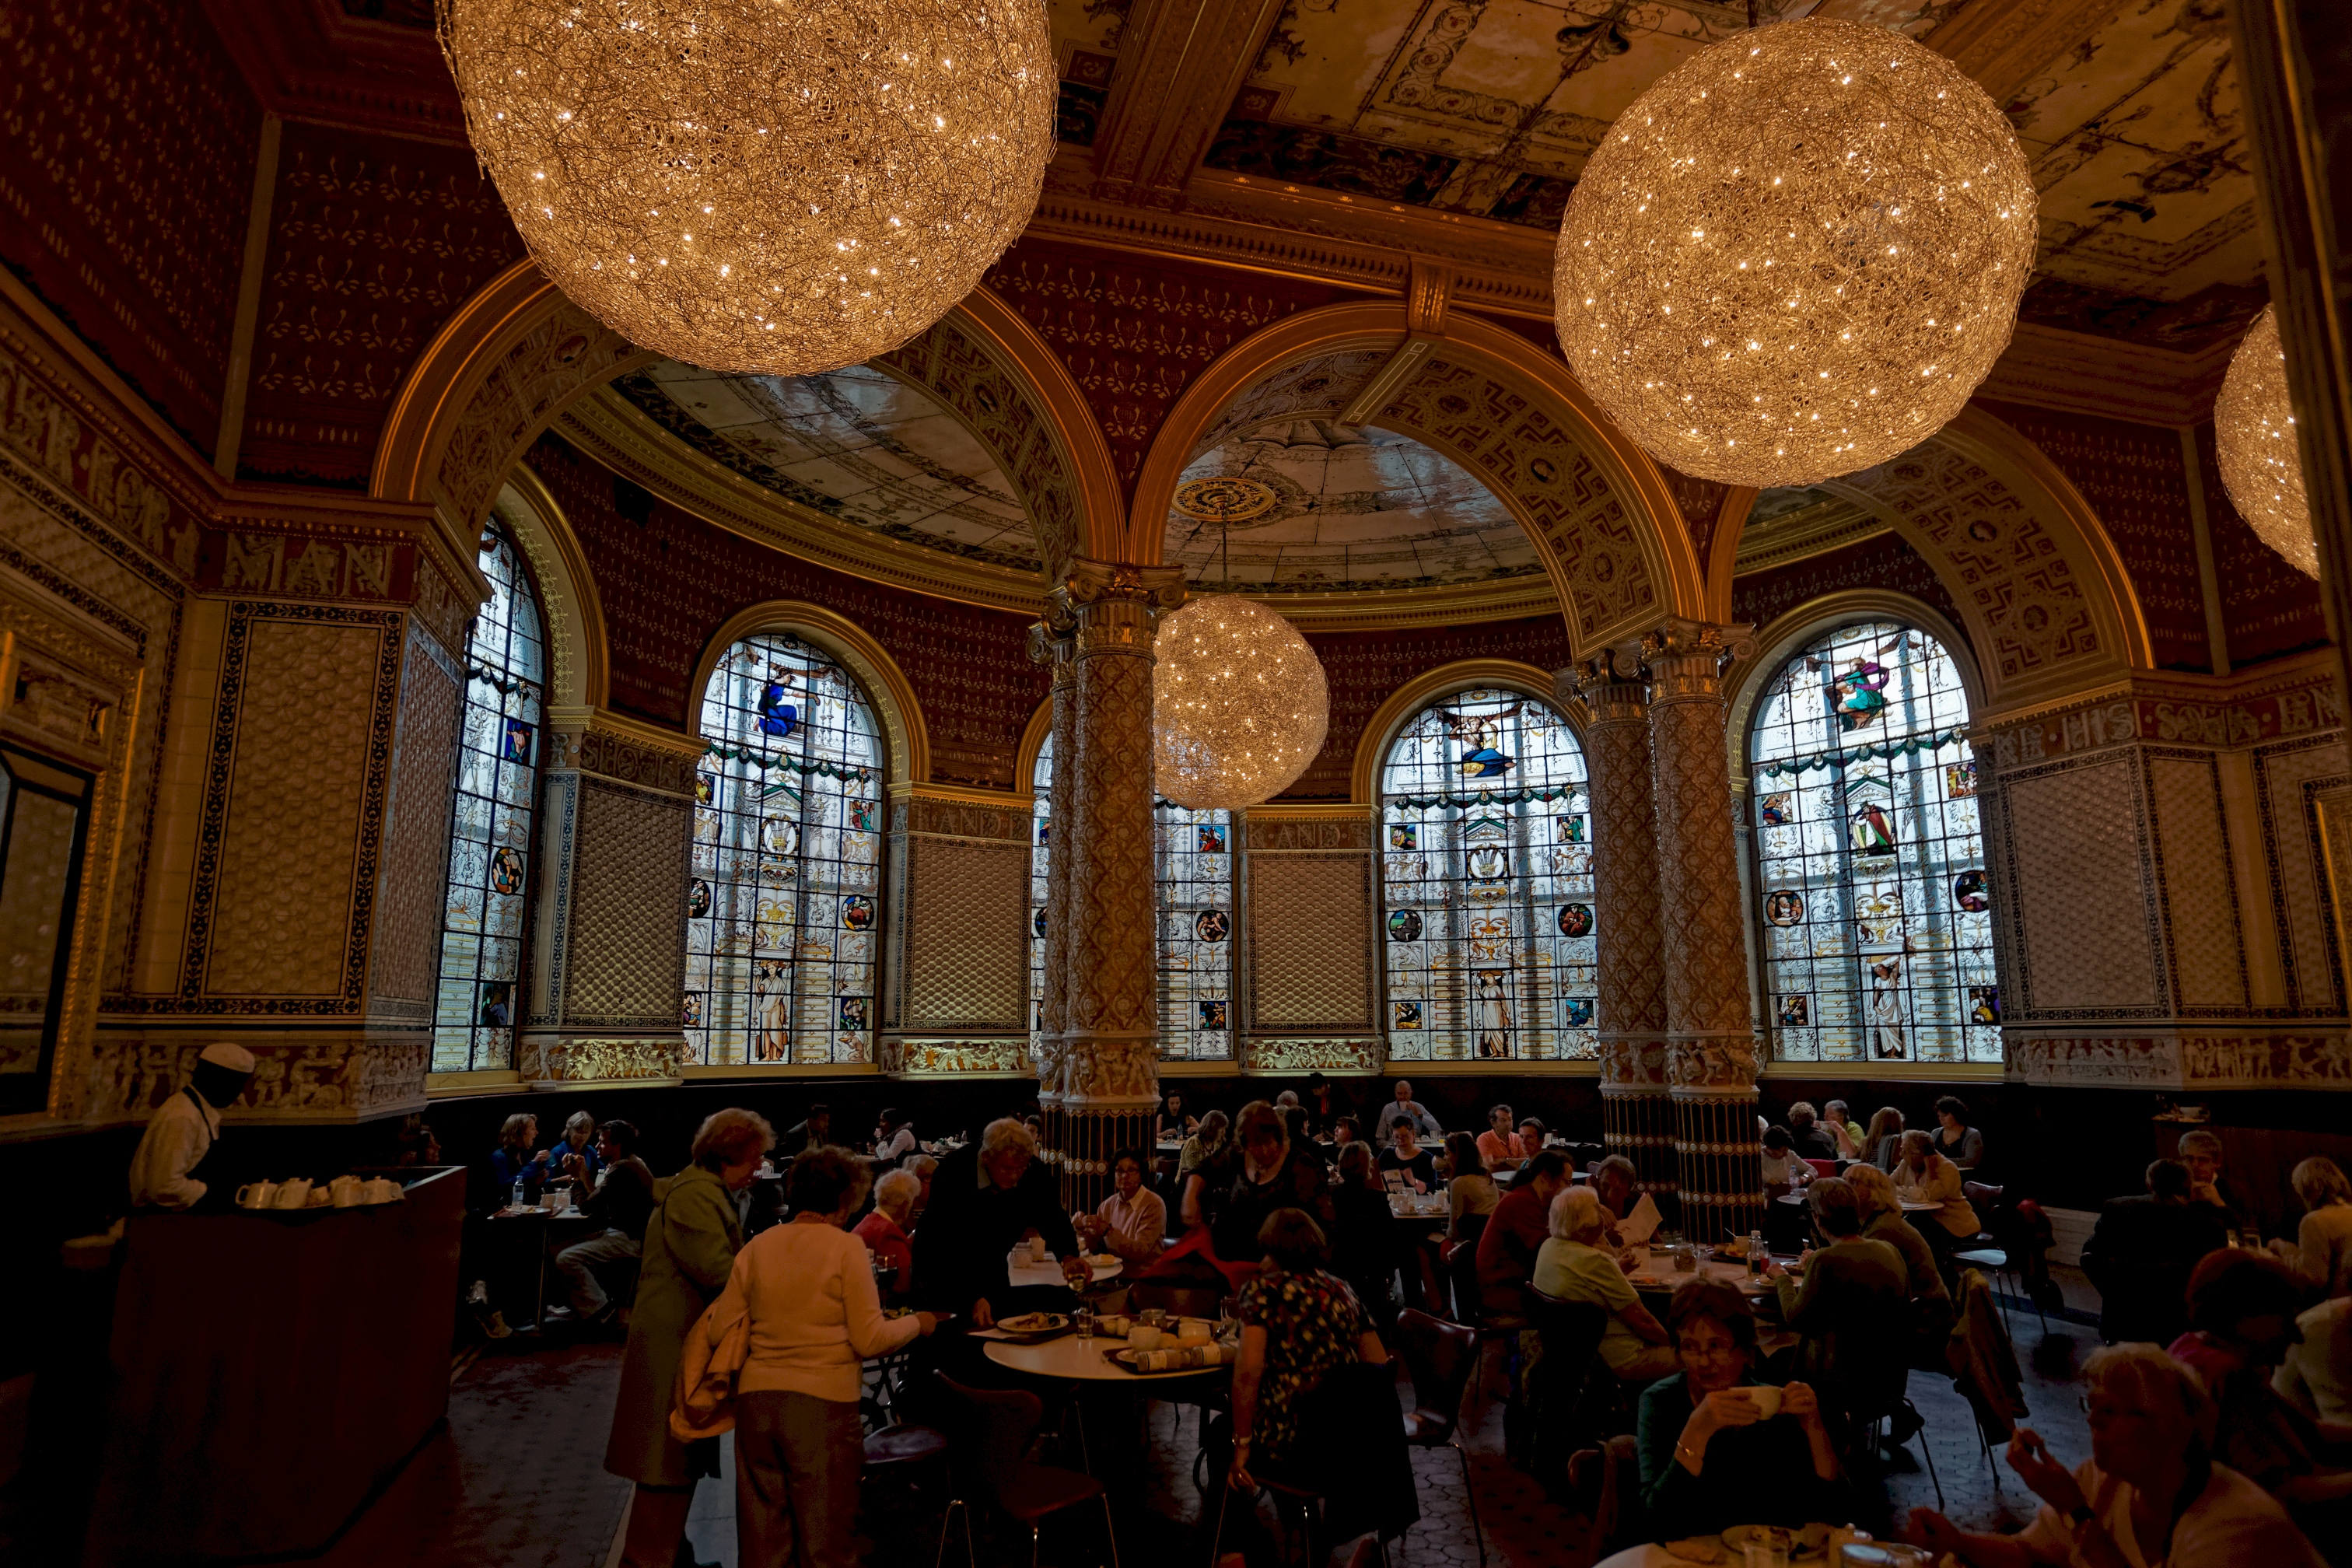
[711, 1144, 936, 1567]
[604, 1108, 772, 1568]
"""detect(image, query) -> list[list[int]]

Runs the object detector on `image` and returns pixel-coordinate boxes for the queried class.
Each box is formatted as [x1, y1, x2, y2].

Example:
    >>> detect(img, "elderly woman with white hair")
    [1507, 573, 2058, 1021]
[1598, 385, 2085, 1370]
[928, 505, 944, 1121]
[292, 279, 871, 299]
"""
[1907, 1343, 2325, 1568]
[853, 1165, 922, 1304]
[910, 1116, 1087, 1329]
[1532, 1185, 1679, 1383]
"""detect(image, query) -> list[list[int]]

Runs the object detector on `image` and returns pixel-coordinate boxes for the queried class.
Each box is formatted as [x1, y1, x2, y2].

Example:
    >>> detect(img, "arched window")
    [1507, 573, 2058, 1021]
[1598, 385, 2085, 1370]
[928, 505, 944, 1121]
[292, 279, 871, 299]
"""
[1746, 619, 1994, 1063]
[1379, 688, 1594, 1062]
[686, 632, 884, 1066]
[1025, 736, 1234, 1060]
[432, 520, 546, 1073]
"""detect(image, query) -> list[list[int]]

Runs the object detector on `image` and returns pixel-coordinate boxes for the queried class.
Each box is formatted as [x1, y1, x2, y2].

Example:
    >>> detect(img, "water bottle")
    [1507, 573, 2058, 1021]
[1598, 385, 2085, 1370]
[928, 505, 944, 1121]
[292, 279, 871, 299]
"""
[511, 1176, 525, 1213]
[1748, 1228, 1766, 1276]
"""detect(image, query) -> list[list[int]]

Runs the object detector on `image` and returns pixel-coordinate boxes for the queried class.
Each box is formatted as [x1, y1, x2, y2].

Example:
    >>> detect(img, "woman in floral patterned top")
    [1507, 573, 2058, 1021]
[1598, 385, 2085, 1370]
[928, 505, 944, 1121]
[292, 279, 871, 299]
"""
[1227, 1207, 1391, 1489]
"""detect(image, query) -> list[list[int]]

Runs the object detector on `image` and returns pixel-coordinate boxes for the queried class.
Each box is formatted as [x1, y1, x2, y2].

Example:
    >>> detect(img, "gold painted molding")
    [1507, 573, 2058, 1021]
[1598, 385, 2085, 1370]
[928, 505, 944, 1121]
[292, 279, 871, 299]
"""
[1015, 691, 1054, 793]
[499, 465, 611, 709]
[1346, 657, 1563, 805]
[689, 600, 931, 784]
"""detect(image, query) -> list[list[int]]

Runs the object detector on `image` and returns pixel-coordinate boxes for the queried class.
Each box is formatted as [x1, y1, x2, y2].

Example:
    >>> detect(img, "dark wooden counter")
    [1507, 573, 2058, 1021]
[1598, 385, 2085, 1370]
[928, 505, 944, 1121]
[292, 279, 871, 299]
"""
[83, 1166, 464, 1564]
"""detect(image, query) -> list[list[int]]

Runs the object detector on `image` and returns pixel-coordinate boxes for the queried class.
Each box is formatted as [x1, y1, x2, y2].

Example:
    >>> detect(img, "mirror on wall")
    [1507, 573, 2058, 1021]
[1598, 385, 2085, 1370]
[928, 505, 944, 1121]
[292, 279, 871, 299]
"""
[0, 747, 91, 1115]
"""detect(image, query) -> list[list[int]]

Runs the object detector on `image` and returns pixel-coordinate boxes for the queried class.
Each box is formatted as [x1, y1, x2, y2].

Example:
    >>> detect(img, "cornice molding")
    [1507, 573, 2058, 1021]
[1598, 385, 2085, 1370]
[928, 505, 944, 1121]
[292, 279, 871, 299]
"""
[1731, 499, 1893, 578]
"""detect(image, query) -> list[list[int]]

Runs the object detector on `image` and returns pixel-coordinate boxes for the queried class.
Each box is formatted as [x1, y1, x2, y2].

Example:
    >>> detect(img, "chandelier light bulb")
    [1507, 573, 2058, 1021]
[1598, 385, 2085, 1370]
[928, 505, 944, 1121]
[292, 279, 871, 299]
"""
[1552, 17, 2036, 488]
[2214, 305, 2318, 577]
[1153, 597, 1329, 812]
[441, 0, 1055, 376]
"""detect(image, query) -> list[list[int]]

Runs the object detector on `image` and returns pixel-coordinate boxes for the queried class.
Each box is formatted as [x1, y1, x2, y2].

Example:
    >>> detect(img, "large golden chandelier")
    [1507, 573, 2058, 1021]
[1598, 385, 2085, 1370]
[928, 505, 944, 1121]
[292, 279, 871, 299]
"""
[2214, 306, 2318, 577]
[1553, 17, 2037, 488]
[439, 0, 1055, 376]
[1153, 597, 1329, 812]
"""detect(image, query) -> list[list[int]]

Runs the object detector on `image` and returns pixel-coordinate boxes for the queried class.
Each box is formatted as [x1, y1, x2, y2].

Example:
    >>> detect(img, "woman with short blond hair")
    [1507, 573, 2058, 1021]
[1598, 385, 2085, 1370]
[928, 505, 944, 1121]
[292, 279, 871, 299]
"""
[2273, 1156, 2352, 1297]
[1535, 1186, 1678, 1383]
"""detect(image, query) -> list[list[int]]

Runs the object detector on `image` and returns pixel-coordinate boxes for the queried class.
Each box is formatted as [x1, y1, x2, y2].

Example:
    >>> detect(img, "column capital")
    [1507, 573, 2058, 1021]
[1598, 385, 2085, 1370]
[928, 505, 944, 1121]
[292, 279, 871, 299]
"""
[1026, 617, 1075, 674]
[1638, 618, 1755, 701]
[1560, 645, 1651, 720]
[1054, 557, 1188, 616]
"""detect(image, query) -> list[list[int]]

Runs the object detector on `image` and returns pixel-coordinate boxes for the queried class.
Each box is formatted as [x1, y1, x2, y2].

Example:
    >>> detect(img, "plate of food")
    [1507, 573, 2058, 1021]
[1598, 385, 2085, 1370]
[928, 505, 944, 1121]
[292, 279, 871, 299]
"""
[990, 1311, 1070, 1342]
[1662, 1538, 1726, 1564]
[1721, 1524, 1830, 1561]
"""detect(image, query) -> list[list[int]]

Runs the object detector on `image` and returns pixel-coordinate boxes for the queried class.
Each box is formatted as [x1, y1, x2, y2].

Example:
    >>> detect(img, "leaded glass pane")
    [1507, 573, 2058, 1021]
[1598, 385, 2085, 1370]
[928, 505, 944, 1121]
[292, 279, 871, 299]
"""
[431, 520, 545, 1073]
[1748, 621, 1996, 1064]
[687, 633, 884, 1066]
[1378, 690, 1594, 1062]
[1030, 735, 1052, 1059]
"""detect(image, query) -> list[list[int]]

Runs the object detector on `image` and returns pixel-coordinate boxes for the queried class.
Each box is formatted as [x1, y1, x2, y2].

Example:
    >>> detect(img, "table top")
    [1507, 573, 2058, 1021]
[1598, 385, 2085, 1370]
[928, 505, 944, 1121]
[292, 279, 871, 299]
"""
[1387, 1194, 1450, 1221]
[1774, 1193, 1941, 1213]
[1007, 1255, 1123, 1290]
[1627, 1255, 1779, 1299]
[983, 1332, 1227, 1381]
[1594, 1544, 1684, 1568]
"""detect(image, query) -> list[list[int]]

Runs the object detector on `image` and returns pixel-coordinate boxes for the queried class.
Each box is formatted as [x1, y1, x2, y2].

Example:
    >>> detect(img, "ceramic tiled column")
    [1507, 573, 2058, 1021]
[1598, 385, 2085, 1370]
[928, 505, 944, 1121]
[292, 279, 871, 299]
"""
[1641, 618, 1766, 1241]
[1025, 617, 1078, 1162]
[1563, 653, 1676, 1196]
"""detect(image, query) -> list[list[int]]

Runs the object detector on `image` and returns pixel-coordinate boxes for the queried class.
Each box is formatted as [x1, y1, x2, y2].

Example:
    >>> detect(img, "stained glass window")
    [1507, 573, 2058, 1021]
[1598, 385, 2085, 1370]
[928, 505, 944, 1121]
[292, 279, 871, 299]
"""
[432, 520, 545, 1073]
[1025, 736, 1234, 1060]
[1746, 620, 1996, 1063]
[1378, 689, 1595, 1062]
[686, 632, 884, 1066]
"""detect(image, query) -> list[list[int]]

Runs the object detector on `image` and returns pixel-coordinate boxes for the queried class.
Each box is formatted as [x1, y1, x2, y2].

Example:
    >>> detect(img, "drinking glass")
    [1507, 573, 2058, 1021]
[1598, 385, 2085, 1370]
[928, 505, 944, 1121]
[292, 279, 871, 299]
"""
[1743, 1535, 1790, 1568]
[1075, 1309, 1094, 1343]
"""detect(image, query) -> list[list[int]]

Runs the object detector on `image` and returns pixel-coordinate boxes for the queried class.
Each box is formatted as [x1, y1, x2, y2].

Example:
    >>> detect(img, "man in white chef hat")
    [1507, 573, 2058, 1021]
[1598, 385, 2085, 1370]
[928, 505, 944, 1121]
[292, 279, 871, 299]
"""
[128, 1041, 256, 1210]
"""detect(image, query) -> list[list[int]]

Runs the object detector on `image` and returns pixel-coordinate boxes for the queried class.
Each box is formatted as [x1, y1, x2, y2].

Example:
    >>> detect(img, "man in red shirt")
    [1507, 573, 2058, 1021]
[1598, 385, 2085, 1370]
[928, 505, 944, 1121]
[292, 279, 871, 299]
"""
[1476, 1149, 1573, 1317]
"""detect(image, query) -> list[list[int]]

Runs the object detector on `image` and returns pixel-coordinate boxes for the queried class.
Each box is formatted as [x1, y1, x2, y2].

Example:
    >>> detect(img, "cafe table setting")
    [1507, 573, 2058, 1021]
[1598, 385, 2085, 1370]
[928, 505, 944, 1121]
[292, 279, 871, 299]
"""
[977, 1305, 1238, 1382]
[1596, 1524, 1919, 1568]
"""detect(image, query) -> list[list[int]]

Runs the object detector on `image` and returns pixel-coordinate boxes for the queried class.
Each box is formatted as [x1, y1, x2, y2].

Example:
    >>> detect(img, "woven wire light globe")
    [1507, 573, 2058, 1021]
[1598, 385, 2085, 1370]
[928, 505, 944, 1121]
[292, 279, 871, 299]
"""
[1153, 597, 1329, 812]
[440, 0, 1055, 376]
[1553, 17, 2037, 488]
[2214, 306, 2318, 577]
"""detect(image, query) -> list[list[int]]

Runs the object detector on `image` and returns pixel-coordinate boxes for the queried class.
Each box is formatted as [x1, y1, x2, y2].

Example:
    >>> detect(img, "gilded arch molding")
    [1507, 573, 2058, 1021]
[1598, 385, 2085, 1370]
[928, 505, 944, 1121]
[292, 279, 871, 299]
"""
[372, 261, 1122, 590]
[1015, 691, 1054, 797]
[689, 600, 931, 786]
[1130, 302, 1706, 657]
[495, 464, 610, 711]
[1347, 657, 1567, 805]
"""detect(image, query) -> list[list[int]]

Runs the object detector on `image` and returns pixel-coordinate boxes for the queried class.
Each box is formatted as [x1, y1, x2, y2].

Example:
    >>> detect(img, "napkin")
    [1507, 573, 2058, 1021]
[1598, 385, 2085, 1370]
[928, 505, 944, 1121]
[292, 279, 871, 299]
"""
[1619, 1192, 1662, 1246]
[1129, 1342, 1234, 1371]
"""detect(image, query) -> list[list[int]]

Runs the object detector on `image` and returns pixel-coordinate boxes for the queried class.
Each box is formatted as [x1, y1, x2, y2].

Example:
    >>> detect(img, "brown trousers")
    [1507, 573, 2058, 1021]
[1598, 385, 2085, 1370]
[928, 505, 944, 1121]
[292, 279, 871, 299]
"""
[734, 1389, 863, 1568]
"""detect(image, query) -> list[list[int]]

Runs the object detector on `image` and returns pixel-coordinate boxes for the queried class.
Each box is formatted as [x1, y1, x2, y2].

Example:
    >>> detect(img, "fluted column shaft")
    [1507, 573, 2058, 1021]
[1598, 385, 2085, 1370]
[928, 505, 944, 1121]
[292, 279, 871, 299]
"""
[1052, 559, 1184, 1209]
[1563, 655, 1676, 1197]
[1641, 618, 1766, 1242]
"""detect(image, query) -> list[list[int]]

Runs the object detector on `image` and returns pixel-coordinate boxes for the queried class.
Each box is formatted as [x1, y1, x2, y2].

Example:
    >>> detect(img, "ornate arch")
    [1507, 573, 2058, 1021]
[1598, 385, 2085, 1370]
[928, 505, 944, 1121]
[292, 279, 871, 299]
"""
[1348, 657, 1566, 805]
[1015, 691, 1054, 799]
[1131, 302, 1706, 657]
[372, 260, 1122, 586]
[495, 464, 609, 710]
[688, 600, 930, 786]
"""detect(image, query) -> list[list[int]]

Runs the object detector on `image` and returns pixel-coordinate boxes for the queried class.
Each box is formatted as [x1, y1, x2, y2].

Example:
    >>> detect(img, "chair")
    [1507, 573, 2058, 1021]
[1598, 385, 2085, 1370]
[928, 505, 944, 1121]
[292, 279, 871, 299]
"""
[1832, 1323, 1944, 1510]
[1955, 1183, 2048, 1335]
[935, 1375, 1118, 1568]
[1521, 1289, 1617, 1493]
[862, 1424, 969, 1568]
[1395, 1309, 1486, 1568]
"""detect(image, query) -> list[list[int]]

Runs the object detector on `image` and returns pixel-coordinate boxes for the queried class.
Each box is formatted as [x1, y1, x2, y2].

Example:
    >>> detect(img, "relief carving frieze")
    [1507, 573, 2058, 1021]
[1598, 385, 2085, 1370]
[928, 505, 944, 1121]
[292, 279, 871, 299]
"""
[1240, 1037, 1384, 1073]
[84, 1033, 429, 1122]
[880, 1038, 1033, 1076]
[523, 1036, 684, 1083]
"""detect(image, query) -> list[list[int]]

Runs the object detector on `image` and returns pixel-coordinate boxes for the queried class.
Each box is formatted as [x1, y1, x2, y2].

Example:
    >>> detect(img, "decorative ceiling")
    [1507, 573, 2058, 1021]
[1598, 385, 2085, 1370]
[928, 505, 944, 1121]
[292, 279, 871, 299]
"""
[614, 362, 1038, 574]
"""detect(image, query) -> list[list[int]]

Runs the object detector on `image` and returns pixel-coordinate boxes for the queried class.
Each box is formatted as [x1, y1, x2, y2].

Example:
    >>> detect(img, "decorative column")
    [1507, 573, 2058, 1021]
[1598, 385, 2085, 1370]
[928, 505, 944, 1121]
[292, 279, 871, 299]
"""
[1563, 653, 1676, 1198]
[1024, 616, 1078, 1163]
[1052, 559, 1185, 1209]
[1640, 618, 1766, 1242]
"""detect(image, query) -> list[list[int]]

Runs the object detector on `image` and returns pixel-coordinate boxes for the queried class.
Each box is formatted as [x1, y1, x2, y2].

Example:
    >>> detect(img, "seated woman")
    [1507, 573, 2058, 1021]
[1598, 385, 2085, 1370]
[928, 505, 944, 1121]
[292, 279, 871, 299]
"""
[1535, 1186, 1678, 1384]
[1331, 1115, 1363, 1150]
[1907, 1343, 2326, 1568]
[1378, 1122, 1438, 1195]
[1762, 1125, 1816, 1196]
[852, 1166, 919, 1303]
[1930, 1096, 1984, 1171]
[1636, 1278, 1841, 1538]
[1764, 1179, 1907, 1403]
[2270, 1156, 2352, 1297]
[490, 1112, 550, 1199]
[1079, 1149, 1167, 1264]
[1444, 1132, 1500, 1242]
[550, 1109, 603, 1185]
[1226, 1207, 1391, 1493]
[1214, 1101, 1333, 1265]
[1894, 1129, 1979, 1276]
[1845, 1163, 1952, 1349]
[872, 1108, 916, 1163]
[1862, 1106, 1905, 1171]
[1156, 1088, 1197, 1143]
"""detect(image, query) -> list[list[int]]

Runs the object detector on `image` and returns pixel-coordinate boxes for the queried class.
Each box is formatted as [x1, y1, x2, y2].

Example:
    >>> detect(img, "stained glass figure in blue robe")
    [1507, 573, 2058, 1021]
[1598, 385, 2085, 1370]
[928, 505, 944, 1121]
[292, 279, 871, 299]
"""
[756, 679, 800, 738]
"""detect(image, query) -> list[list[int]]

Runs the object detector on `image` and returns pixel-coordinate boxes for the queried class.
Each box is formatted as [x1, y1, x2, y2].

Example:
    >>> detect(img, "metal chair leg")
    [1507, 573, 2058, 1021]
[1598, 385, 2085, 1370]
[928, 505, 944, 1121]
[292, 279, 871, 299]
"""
[934, 1496, 975, 1568]
[1454, 1438, 1486, 1568]
[1916, 1426, 1944, 1510]
[1101, 1492, 1122, 1568]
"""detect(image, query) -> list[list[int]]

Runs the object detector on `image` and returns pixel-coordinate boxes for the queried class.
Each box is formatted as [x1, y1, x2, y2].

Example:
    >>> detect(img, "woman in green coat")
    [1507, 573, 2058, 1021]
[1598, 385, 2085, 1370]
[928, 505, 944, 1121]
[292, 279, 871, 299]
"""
[605, 1108, 772, 1568]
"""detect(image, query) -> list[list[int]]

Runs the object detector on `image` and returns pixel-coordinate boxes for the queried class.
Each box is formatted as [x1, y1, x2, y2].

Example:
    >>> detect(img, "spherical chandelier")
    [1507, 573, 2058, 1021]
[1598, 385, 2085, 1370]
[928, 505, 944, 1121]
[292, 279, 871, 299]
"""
[1553, 17, 2038, 488]
[1153, 597, 1329, 812]
[440, 0, 1055, 376]
[2214, 306, 2318, 577]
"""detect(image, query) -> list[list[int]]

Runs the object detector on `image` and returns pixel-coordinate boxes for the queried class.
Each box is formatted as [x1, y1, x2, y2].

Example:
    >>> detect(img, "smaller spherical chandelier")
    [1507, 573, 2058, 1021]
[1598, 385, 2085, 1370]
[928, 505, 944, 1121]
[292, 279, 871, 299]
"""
[1153, 597, 1329, 812]
[1553, 17, 2037, 488]
[2214, 305, 2318, 577]
[440, 0, 1055, 376]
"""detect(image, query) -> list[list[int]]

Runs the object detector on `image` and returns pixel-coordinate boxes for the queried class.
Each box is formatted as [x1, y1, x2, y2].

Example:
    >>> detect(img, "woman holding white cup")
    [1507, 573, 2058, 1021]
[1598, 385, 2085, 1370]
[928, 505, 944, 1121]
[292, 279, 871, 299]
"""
[1635, 1278, 1844, 1536]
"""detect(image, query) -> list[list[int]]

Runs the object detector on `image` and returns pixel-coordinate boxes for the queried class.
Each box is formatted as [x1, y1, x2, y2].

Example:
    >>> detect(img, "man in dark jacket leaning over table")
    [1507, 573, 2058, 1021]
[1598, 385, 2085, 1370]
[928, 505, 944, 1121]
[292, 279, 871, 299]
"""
[912, 1117, 1086, 1328]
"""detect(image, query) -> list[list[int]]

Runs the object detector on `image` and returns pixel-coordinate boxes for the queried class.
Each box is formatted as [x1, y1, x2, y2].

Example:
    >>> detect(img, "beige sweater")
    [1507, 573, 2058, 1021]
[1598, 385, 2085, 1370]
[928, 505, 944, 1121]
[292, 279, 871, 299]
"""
[710, 1220, 922, 1404]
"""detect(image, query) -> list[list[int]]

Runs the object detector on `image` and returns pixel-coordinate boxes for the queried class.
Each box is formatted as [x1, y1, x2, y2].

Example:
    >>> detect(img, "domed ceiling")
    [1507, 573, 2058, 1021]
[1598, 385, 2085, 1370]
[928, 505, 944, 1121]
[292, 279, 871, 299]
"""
[612, 360, 1039, 574]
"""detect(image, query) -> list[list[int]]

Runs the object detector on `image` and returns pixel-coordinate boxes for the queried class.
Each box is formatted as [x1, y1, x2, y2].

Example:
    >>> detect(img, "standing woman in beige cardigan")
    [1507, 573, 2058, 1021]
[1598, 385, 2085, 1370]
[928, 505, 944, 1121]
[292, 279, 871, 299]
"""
[605, 1108, 772, 1568]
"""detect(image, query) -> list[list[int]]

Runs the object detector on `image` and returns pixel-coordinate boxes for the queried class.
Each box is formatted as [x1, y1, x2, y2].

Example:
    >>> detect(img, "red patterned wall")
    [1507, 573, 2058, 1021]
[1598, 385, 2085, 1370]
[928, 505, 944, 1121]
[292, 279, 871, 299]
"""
[1279, 614, 1577, 802]
[981, 236, 1350, 493]
[2195, 421, 2329, 669]
[0, 0, 259, 457]
[238, 121, 525, 487]
[1730, 532, 1972, 666]
[1976, 399, 2211, 672]
[530, 432, 1048, 789]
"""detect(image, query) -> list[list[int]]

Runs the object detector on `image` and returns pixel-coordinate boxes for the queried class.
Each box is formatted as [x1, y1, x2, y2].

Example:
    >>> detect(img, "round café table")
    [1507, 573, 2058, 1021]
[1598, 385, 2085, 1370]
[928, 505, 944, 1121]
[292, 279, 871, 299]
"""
[982, 1332, 1224, 1382]
[1594, 1544, 1685, 1568]
[1007, 1255, 1123, 1290]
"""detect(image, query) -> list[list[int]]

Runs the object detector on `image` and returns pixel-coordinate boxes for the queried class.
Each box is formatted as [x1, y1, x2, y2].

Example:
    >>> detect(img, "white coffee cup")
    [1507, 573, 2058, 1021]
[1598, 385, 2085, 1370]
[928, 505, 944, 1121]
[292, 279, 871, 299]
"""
[1027, 1235, 1048, 1262]
[236, 1180, 279, 1210]
[330, 1175, 365, 1208]
[272, 1178, 313, 1210]
[363, 1177, 404, 1204]
[1745, 1385, 1783, 1419]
